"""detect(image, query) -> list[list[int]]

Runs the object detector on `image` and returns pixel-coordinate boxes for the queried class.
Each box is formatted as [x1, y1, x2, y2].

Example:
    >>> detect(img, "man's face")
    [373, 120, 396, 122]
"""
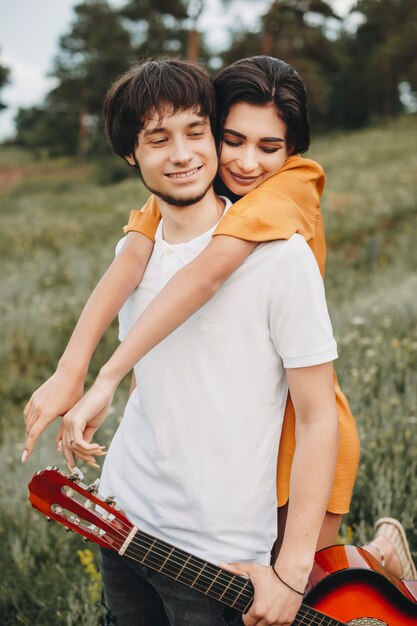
[127, 107, 218, 207]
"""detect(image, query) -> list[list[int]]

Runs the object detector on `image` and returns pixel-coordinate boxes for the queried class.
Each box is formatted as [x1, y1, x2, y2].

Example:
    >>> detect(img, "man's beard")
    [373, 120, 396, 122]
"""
[141, 174, 215, 208]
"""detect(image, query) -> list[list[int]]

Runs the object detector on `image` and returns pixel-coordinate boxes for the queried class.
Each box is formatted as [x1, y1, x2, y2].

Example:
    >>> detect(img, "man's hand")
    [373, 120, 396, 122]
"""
[221, 562, 302, 626]
[23, 367, 85, 462]
[58, 375, 117, 469]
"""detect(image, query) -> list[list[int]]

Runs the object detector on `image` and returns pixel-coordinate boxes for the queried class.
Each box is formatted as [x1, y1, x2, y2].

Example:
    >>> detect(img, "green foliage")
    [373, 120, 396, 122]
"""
[0, 52, 10, 111]
[332, 0, 417, 127]
[0, 119, 416, 622]
[15, 0, 134, 158]
[12, 0, 417, 157]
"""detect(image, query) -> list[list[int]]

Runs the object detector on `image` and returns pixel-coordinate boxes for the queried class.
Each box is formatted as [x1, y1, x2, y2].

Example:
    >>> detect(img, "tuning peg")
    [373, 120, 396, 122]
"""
[69, 467, 84, 482]
[105, 495, 116, 506]
[46, 516, 53, 523]
[65, 527, 73, 533]
[87, 479, 100, 494]
[83, 537, 90, 543]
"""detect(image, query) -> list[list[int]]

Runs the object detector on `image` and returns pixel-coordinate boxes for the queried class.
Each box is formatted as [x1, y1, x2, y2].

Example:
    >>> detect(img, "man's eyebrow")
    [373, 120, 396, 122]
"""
[223, 128, 285, 143]
[187, 119, 209, 129]
[143, 118, 208, 137]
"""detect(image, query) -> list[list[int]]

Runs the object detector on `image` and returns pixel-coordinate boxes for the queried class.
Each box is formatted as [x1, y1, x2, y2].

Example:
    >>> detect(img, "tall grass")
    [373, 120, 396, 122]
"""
[1, 116, 416, 623]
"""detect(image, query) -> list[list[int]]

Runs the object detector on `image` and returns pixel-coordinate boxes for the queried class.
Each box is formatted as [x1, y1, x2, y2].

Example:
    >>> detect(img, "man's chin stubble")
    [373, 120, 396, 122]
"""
[142, 178, 215, 208]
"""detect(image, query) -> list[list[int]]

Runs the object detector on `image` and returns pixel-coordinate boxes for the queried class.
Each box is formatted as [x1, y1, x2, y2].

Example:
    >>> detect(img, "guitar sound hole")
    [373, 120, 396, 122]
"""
[348, 617, 388, 626]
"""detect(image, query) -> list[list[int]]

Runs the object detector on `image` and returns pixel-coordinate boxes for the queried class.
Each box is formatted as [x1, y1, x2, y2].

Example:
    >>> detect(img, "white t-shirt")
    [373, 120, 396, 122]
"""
[100, 200, 337, 566]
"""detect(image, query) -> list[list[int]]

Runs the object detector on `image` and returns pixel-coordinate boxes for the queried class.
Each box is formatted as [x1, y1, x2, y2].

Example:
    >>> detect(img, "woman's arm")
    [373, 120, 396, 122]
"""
[22, 231, 154, 461]
[58, 235, 257, 466]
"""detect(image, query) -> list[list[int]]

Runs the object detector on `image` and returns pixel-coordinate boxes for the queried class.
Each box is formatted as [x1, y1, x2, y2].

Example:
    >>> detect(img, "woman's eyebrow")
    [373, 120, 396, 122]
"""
[223, 128, 285, 142]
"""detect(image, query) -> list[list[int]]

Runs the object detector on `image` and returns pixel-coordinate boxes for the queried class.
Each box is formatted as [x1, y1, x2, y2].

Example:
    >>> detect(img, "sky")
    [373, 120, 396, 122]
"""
[0, 0, 357, 139]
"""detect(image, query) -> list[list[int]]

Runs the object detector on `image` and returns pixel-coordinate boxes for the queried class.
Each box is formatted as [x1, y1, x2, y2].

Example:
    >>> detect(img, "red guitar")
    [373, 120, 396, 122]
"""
[28, 467, 417, 625]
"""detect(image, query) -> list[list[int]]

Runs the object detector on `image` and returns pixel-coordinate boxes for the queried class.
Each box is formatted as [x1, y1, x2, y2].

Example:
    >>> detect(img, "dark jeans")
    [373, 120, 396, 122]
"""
[100, 547, 244, 626]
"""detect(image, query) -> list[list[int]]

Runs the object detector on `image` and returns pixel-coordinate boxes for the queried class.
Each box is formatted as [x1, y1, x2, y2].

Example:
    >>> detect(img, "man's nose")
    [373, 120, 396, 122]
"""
[170, 138, 192, 164]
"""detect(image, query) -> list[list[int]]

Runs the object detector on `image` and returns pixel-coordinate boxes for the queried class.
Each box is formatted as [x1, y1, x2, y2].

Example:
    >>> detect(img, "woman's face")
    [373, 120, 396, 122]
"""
[218, 101, 288, 196]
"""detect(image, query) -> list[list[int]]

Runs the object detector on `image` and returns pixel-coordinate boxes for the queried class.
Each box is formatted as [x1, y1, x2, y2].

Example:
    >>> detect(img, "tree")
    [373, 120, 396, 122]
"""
[220, 0, 342, 127]
[50, 0, 134, 156]
[332, 0, 417, 127]
[0, 55, 10, 111]
[120, 0, 211, 63]
[16, 0, 134, 157]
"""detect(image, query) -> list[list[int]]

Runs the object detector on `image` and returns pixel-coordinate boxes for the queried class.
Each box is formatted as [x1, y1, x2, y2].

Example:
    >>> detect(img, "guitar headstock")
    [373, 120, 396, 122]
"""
[28, 466, 133, 551]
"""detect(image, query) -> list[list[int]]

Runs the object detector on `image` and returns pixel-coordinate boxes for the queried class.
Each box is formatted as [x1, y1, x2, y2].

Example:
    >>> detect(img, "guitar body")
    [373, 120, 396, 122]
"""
[28, 468, 417, 626]
[306, 545, 417, 625]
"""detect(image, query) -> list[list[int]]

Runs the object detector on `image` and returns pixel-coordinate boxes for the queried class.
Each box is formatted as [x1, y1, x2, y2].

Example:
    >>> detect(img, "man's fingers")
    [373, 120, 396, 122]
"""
[218, 561, 253, 578]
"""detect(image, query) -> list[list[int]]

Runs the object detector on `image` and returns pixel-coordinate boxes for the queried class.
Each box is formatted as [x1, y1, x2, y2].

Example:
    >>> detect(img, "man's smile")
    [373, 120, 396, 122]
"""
[165, 166, 203, 180]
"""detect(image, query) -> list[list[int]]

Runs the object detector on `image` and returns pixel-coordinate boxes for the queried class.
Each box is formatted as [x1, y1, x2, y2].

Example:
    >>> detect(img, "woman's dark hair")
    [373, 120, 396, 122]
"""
[214, 56, 310, 154]
[104, 58, 216, 158]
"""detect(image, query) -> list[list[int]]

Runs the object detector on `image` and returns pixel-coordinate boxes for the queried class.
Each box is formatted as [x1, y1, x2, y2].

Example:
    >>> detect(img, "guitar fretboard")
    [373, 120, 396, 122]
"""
[123, 529, 346, 625]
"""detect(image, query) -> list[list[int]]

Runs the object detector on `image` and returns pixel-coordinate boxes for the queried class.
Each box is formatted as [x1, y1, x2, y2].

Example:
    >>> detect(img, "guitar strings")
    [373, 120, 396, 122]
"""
[122, 541, 343, 626]
[77, 512, 342, 625]
[67, 501, 343, 625]
[111, 533, 344, 625]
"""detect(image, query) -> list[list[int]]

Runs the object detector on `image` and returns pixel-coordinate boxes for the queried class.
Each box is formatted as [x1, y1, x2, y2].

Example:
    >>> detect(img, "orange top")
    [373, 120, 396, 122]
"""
[124, 155, 359, 514]
[125, 155, 326, 275]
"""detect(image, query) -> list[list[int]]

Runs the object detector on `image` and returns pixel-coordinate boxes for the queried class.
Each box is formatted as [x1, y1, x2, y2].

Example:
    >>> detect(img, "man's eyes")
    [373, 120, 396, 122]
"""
[150, 131, 204, 145]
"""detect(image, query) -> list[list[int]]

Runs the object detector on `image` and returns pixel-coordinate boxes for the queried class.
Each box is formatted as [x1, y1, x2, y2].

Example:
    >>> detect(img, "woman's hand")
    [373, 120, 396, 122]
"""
[23, 366, 85, 462]
[57, 374, 117, 469]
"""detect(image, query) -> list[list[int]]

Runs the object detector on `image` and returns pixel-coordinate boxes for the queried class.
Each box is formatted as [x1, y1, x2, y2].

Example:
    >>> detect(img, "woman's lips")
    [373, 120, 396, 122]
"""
[227, 170, 260, 186]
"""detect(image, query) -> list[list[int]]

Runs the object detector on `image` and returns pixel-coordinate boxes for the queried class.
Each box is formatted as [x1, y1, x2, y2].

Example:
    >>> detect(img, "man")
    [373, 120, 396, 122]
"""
[60, 59, 339, 626]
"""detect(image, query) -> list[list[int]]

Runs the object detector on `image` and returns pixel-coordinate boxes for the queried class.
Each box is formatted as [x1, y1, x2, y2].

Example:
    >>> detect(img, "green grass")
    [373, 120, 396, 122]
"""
[0, 116, 416, 623]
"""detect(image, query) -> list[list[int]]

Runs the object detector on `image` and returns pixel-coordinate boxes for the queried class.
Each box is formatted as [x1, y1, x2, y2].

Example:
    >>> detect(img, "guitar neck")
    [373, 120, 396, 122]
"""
[123, 528, 346, 625]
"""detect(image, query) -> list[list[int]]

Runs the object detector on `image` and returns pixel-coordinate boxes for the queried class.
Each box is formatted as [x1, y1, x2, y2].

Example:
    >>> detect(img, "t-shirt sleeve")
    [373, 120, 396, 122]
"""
[114, 236, 130, 342]
[123, 194, 162, 241]
[269, 234, 337, 368]
[213, 156, 324, 243]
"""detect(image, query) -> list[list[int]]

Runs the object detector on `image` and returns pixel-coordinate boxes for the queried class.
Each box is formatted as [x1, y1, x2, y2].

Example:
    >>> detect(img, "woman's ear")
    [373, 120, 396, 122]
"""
[124, 154, 135, 166]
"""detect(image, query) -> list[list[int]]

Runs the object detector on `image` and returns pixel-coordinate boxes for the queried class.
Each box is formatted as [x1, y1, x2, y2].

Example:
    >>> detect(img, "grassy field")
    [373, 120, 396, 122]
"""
[1, 116, 416, 624]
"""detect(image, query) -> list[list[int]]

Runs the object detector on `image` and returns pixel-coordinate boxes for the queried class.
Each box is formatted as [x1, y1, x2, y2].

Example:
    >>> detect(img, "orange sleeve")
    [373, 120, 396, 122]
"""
[214, 155, 327, 277]
[123, 194, 161, 242]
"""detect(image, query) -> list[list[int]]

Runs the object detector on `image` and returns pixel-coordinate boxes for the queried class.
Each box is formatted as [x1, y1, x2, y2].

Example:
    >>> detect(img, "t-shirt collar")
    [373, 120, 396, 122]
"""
[154, 196, 232, 260]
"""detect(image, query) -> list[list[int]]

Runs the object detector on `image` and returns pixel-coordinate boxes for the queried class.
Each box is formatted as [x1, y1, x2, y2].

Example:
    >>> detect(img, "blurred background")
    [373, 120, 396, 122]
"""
[0, 1, 416, 624]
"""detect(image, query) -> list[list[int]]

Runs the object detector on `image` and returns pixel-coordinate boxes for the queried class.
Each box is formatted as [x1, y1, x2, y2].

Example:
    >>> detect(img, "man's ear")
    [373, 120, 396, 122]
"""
[125, 154, 135, 166]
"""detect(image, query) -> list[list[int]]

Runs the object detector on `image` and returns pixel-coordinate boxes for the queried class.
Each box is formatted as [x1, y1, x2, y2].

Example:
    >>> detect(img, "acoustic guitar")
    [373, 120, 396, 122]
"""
[28, 467, 417, 625]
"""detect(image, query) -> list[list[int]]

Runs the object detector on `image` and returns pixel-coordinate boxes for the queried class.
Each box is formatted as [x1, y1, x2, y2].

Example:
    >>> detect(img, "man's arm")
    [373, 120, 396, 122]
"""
[22, 231, 153, 461]
[222, 362, 338, 626]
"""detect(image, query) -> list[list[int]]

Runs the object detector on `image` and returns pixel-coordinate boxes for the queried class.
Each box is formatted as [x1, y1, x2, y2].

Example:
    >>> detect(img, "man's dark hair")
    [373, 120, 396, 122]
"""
[104, 58, 216, 158]
[214, 56, 310, 154]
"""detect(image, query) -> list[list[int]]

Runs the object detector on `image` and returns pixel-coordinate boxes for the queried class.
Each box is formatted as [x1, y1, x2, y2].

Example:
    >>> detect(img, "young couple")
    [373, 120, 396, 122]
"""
[23, 56, 416, 625]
